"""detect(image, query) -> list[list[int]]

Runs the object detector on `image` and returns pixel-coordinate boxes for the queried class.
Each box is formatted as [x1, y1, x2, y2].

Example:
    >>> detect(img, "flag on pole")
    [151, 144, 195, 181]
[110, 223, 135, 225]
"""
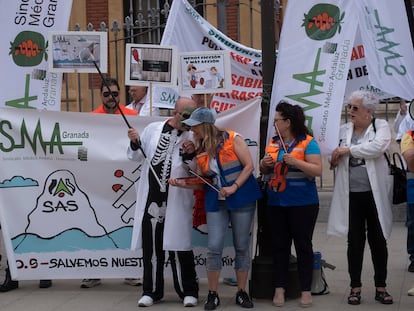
[268, 0, 358, 154]
[0, 1, 73, 111]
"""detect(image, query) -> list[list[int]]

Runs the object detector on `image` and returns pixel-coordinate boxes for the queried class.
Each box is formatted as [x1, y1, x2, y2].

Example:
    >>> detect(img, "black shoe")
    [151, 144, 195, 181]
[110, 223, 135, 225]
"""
[236, 290, 254, 308]
[408, 262, 414, 272]
[0, 268, 19, 292]
[39, 280, 52, 288]
[204, 291, 220, 310]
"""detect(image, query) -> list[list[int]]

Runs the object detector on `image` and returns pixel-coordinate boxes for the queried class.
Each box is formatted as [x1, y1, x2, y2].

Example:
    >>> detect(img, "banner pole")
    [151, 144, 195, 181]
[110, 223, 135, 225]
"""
[404, 0, 414, 49]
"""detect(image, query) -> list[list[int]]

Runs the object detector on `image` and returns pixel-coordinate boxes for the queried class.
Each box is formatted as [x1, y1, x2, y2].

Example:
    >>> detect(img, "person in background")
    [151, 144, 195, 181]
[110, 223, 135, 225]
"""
[92, 78, 137, 116]
[172, 107, 260, 310]
[259, 101, 321, 308]
[396, 99, 414, 143]
[191, 93, 213, 108]
[328, 90, 393, 305]
[80, 78, 137, 289]
[126, 85, 159, 116]
[401, 127, 414, 293]
[393, 98, 408, 142]
[127, 97, 199, 307]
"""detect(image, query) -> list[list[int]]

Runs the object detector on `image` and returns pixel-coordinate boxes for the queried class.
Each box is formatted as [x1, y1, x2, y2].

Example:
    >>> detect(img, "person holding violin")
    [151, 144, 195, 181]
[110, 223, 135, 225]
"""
[259, 101, 322, 308]
[170, 107, 261, 310]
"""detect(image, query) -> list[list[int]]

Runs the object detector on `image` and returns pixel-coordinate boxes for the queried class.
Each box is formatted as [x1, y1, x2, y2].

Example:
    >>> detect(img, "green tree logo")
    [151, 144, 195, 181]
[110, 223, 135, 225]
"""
[302, 4, 345, 41]
[9, 31, 48, 67]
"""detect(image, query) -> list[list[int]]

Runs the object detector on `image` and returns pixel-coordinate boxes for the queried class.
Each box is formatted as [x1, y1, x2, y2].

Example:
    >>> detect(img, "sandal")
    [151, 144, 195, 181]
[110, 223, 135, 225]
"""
[375, 290, 393, 305]
[348, 290, 361, 305]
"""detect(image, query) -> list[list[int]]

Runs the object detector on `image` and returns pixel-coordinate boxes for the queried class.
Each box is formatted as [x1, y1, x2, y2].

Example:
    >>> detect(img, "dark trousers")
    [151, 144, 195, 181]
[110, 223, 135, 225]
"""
[141, 213, 198, 301]
[267, 204, 319, 291]
[348, 191, 388, 288]
[407, 203, 414, 262]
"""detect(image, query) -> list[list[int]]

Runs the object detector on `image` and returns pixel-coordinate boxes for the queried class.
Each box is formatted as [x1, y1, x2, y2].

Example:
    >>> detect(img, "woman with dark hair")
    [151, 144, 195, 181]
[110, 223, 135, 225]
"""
[260, 101, 322, 308]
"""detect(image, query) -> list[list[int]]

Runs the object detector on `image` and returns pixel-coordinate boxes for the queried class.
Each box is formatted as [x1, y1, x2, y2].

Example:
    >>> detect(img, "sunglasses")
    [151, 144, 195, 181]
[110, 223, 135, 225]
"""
[102, 91, 119, 98]
[179, 111, 192, 121]
[347, 104, 359, 111]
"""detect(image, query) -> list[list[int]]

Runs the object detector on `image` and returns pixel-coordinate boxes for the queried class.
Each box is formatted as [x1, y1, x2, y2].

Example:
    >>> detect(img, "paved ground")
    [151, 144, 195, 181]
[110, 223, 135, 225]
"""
[0, 222, 413, 311]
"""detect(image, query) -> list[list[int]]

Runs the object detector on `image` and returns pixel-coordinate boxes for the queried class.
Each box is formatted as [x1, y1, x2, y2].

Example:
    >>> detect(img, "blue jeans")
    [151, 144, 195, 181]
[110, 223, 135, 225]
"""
[206, 201, 256, 272]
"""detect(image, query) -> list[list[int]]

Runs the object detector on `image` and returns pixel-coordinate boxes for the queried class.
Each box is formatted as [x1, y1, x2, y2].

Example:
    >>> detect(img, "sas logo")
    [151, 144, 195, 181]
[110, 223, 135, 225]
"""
[302, 4, 345, 41]
[9, 31, 48, 67]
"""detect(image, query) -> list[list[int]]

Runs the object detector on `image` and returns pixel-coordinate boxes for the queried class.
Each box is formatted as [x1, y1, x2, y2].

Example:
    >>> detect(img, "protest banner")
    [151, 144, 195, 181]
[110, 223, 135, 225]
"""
[0, 97, 260, 280]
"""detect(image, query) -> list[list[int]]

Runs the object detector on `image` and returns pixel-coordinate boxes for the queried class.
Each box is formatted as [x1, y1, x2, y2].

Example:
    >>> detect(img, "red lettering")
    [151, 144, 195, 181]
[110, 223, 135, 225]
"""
[230, 51, 251, 65]
[351, 45, 365, 61]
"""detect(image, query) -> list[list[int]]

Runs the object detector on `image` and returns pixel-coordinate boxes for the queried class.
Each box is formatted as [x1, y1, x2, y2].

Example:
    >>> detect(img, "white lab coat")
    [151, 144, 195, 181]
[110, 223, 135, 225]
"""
[327, 119, 393, 239]
[127, 120, 196, 251]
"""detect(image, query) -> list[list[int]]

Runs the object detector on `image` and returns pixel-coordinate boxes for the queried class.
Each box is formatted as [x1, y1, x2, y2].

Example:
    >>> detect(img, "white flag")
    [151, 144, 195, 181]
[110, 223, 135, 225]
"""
[268, 0, 358, 154]
[354, 0, 414, 100]
[0, 1, 73, 111]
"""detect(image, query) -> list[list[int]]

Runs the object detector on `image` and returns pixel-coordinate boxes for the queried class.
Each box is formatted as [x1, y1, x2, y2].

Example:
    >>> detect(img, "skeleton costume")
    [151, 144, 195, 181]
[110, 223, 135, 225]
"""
[127, 120, 198, 302]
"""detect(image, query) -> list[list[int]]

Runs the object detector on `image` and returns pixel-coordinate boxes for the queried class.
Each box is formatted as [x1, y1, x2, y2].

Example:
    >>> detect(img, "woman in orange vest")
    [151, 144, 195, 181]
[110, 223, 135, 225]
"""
[260, 101, 322, 308]
[170, 107, 261, 310]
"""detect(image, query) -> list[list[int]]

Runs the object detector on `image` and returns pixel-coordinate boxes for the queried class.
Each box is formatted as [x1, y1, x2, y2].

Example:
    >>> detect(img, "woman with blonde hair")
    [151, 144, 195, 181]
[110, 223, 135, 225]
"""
[171, 107, 261, 310]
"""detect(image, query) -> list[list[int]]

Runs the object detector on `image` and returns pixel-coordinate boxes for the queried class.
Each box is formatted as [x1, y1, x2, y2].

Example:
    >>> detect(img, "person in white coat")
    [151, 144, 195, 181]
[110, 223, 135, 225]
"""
[328, 90, 393, 305]
[127, 97, 199, 307]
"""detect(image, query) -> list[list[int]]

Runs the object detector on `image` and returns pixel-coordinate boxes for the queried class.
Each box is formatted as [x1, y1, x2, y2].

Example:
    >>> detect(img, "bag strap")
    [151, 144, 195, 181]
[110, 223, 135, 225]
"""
[393, 152, 407, 174]
[384, 152, 391, 167]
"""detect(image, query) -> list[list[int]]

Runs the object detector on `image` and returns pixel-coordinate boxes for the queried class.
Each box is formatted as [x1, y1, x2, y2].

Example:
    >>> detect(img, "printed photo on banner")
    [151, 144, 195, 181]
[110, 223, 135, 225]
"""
[125, 44, 177, 86]
[178, 50, 231, 94]
[47, 31, 108, 73]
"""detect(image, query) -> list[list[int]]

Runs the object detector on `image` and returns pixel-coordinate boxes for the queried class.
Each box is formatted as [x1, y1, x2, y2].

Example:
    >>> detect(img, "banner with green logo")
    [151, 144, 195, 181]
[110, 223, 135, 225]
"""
[0, 1, 73, 111]
[269, 0, 358, 155]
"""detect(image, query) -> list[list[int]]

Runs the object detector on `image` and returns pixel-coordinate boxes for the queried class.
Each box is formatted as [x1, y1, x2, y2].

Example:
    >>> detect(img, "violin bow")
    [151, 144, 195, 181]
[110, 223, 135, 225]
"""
[188, 169, 220, 193]
[274, 123, 288, 153]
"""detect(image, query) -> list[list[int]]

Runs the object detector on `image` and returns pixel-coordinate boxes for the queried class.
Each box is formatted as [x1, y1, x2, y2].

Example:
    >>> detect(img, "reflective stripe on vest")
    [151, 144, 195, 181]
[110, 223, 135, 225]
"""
[197, 130, 242, 184]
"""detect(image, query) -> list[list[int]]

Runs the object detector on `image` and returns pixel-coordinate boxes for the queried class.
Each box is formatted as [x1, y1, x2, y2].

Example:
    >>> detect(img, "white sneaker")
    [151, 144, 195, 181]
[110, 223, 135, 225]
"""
[80, 279, 101, 288]
[183, 296, 198, 307]
[138, 295, 154, 307]
[408, 287, 414, 296]
[124, 278, 142, 286]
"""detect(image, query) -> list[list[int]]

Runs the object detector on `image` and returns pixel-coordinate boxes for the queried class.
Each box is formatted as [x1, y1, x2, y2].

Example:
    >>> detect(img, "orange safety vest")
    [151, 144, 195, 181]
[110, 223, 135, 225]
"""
[196, 130, 242, 184]
[265, 134, 313, 179]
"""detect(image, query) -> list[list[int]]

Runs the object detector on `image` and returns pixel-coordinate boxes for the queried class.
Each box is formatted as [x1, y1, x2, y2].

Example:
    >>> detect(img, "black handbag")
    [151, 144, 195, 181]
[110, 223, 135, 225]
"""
[371, 118, 407, 205]
[384, 152, 407, 205]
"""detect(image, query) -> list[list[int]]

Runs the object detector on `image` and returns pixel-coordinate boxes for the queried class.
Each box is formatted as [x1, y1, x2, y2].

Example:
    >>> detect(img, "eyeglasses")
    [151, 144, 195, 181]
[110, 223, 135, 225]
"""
[102, 91, 119, 98]
[179, 111, 192, 120]
[347, 104, 359, 112]
[273, 118, 286, 125]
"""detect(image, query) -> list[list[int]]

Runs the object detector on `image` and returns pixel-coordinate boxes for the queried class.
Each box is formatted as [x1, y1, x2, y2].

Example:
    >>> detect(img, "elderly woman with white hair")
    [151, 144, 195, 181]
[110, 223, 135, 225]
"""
[328, 90, 394, 305]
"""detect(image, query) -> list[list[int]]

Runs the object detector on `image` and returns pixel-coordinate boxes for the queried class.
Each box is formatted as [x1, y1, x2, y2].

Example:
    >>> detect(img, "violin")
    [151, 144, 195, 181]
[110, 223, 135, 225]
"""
[269, 161, 288, 192]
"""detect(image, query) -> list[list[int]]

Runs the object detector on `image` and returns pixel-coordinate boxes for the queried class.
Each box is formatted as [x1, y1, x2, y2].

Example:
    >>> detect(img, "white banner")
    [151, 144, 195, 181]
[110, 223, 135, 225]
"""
[156, 0, 263, 111]
[0, 98, 261, 280]
[0, 0, 73, 111]
[344, 27, 391, 100]
[268, 0, 358, 155]
[354, 0, 414, 100]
